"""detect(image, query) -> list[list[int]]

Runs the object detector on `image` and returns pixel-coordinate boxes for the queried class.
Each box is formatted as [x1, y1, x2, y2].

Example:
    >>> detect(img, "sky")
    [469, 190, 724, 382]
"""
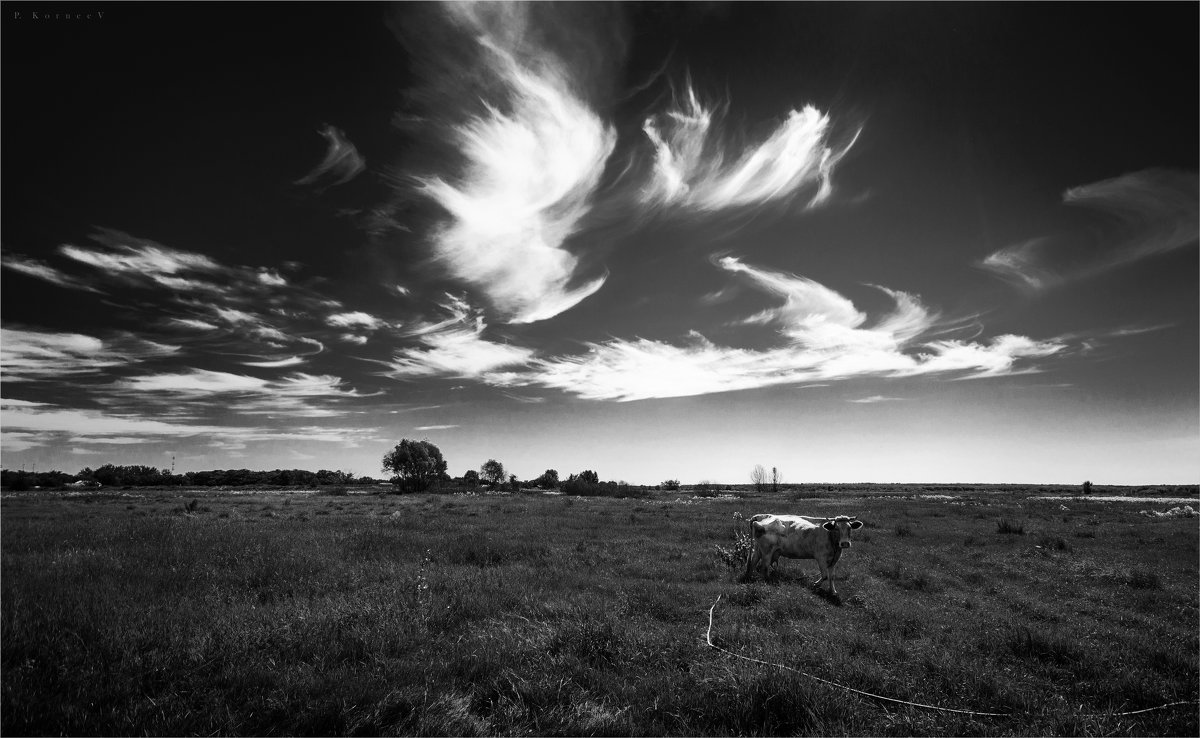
[2, 2, 1197, 485]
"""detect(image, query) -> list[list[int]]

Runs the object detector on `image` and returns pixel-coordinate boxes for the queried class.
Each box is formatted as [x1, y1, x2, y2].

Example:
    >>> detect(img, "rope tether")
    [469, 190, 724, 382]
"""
[705, 595, 1196, 719]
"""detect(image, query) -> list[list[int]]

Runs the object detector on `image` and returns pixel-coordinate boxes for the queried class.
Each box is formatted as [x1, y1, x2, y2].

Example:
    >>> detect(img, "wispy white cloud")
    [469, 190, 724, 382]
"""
[0, 431, 46, 452]
[1, 253, 101, 292]
[112, 369, 368, 417]
[388, 321, 535, 380]
[981, 168, 1199, 290]
[70, 436, 159, 445]
[257, 269, 288, 287]
[60, 229, 226, 292]
[386, 297, 535, 379]
[640, 80, 859, 213]
[327, 311, 385, 330]
[415, 3, 613, 324]
[328, 311, 384, 346]
[241, 356, 306, 368]
[484, 258, 1066, 401]
[414, 424, 459, 431]
[374, 257, 1066, 401]
[294, 124, 366, 189]
[119, 369, 268, 395]
[912, 335, 1065, 379]
[1, 399, 232, 438]
[720, 256, 936, 352]
[169, 318, 220, 331]
[850, 395, 904, 403]
[203, 304, 326, 358]
[53, 230, 332, 363]
[1, 398, 380, 449]
[1, 328, 179, 382]
[1105, 323, 1175, 338]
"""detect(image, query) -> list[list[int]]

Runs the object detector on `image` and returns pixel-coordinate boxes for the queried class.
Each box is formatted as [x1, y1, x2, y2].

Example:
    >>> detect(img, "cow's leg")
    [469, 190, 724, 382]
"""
[813, 557, 833, 593]
[825, 560, 838, 595]
[745, 544, 761, 581]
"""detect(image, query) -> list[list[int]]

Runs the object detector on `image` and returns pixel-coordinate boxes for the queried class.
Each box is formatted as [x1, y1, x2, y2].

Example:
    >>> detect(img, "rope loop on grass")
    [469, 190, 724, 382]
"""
[704, 595, 1196, 719]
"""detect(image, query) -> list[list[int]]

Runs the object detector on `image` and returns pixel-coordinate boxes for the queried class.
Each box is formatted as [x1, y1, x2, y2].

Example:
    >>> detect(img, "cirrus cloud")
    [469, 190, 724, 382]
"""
[392, 256, 1069, 402]
[981, 168, 1199, 290]
[640, 82, 860, 213]
[415, 3, 614, 325]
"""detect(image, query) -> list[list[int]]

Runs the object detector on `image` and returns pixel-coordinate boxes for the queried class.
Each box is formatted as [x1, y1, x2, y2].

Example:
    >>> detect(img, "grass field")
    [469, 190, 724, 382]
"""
[2, 485, 1197, 736]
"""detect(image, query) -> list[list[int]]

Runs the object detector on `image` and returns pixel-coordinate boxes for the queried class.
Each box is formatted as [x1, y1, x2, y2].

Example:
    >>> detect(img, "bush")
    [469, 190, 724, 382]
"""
[715, 528, 754, 569]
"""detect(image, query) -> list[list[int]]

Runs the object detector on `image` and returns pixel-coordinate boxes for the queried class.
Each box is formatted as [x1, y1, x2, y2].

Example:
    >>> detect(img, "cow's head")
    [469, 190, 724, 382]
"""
[822, 515, 864, 548]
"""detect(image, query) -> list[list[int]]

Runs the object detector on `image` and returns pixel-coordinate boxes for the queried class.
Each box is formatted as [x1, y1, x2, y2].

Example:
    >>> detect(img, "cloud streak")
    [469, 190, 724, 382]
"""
[1, 328, 179, 382]
[414, 3, 614, 324]
[386, 297, 535, 380]
[640, 81, 859, 213]
[113, 369, 370, 417]
[394, 257, 1068, 402]
[981, 169, 1199, 290]
[0, 398, 380, 452]
[1, 253, 101, 292]
[295, 124, 366, 189]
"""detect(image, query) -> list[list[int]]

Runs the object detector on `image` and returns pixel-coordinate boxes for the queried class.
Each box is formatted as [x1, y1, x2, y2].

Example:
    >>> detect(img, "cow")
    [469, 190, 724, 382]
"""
[744, 514, 863, 594]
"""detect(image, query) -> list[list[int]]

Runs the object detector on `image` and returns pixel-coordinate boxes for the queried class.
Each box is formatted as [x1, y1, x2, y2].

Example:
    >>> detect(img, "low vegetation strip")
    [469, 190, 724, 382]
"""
[2, 488, 1197, 736]
[705, 595, 1198, 719]
[705, 595, 1012, 717]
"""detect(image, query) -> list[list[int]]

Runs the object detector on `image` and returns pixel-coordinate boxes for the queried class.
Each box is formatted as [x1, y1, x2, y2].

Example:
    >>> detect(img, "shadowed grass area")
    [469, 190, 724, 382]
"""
[2, 488, 1197, 735]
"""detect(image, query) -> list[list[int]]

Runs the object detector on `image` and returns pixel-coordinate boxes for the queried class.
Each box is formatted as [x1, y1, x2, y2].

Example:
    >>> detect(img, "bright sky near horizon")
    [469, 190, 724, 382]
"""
[2, 2, 1197, 485]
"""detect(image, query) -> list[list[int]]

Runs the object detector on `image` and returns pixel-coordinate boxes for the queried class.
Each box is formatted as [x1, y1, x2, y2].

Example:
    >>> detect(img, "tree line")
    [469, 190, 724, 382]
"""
[381, 439, 654, 497]
[2, 437, 753, 496]
[1, 465, 367, 491]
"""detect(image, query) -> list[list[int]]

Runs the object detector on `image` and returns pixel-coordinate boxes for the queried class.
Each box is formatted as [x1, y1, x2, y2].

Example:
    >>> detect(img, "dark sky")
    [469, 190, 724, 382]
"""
[3, 2, 1197, 483]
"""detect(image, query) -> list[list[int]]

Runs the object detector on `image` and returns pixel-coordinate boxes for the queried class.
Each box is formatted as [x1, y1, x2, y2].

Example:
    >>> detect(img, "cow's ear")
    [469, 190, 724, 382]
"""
[849, 520, 863, 530]
[822, 521, 836, 531]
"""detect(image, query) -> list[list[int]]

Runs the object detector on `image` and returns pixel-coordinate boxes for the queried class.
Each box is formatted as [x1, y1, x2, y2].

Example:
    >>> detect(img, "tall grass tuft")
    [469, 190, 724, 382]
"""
[1006, 625, 1084, 666]
[1037, 534, 1071, 551]
[996, 518, 1025, 534]
[1128, 569, 1161, 590]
